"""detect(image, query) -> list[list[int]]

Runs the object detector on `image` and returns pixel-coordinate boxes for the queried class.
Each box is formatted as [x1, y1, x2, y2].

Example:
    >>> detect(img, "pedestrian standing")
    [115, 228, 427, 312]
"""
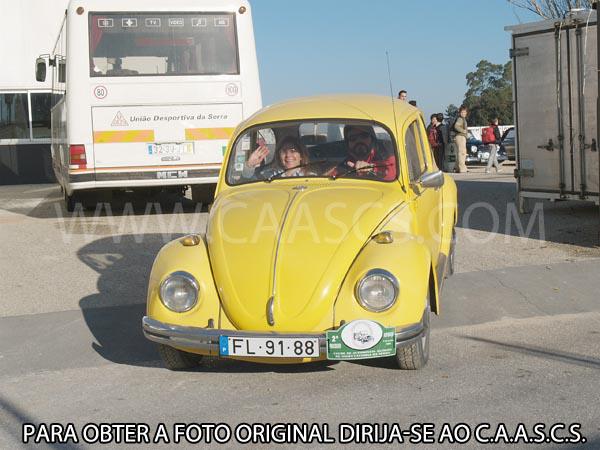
[427, 114, 444, 169]
[437, 113, 449, 172]
[484, 118, 503, 173]
[453, 106, 469, 173]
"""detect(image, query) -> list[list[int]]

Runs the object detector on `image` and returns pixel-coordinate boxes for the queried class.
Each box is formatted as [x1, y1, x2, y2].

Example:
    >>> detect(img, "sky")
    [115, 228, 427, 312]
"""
[250, 0, 539, 120]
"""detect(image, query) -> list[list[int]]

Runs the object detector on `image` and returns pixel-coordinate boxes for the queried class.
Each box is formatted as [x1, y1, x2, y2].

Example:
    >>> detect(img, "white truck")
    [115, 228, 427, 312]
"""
[36, 0, 262, 210]
[506, 10, 599, 212]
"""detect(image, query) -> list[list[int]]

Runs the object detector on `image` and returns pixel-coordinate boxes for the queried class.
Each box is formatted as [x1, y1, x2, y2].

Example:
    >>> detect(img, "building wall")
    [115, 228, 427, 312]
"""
[0, 0, 69, 184]
[0, 0, 69, 90]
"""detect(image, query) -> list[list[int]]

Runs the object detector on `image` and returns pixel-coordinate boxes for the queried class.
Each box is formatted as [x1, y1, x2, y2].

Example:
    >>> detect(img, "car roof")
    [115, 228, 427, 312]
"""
[240, 94, 419, 133]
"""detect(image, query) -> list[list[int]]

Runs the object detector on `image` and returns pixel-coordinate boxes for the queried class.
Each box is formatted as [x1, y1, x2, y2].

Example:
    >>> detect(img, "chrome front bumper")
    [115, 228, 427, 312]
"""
[142, 316, 425, 357]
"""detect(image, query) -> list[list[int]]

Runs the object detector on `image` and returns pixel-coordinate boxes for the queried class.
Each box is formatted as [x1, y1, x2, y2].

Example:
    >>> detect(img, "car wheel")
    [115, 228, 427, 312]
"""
[447, 227, 456, 277]
[191, 184, 216, 207]
[394, 297, 430, 370]
[157, 344, 203, 371]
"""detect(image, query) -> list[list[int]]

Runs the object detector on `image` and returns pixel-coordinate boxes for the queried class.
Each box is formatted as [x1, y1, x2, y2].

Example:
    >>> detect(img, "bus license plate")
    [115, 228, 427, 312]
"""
[147, 142, 194, 155]
[219, 336, 320, 358]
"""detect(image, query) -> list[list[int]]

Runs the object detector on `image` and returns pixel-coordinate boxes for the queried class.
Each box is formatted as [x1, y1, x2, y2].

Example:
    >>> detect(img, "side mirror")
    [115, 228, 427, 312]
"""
[418, 170, 445, 189]
[35, 57, 47, 82]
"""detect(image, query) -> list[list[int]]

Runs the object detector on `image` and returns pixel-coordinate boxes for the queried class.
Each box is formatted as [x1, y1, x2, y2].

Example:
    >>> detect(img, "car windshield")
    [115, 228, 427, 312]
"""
[504, 128, 515, 141]
[225, 121, 399, 185]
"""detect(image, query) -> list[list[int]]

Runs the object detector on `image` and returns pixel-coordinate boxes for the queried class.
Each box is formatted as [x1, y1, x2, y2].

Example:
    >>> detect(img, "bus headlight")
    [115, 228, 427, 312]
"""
[355, 269, 399, 312]
[159, 271, 199, 312]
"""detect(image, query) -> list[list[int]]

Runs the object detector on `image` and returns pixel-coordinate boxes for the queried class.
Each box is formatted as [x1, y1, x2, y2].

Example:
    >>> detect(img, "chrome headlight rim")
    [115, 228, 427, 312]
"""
[159, 271, 200, 313]
[355, 269, 399, 313]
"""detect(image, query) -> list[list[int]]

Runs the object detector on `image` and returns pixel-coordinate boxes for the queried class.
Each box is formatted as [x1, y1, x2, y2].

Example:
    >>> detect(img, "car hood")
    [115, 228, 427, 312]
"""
[206, 181, 406, 332]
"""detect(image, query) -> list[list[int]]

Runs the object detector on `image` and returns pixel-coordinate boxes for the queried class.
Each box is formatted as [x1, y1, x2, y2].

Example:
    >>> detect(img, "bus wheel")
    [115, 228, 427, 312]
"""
[64, 191, 78, 213]
[191, 184, 216, 208]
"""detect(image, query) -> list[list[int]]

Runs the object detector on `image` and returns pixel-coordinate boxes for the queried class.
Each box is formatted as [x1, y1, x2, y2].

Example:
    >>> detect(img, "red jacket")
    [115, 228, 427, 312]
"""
[331, 147, 397, 181]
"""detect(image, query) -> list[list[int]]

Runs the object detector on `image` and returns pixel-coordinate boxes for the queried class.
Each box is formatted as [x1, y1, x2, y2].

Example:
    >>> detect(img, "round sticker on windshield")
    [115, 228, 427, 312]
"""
[340, 320, 383, 350]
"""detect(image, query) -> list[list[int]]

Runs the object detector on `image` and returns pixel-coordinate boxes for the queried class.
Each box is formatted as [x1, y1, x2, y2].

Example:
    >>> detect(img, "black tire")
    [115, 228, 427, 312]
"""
[157, 344, 203, 371]
[447, 227, 456, 277]
[191, 184, 216, 207]
[64, 191, 78, 213]
[394, 297, 430, 370]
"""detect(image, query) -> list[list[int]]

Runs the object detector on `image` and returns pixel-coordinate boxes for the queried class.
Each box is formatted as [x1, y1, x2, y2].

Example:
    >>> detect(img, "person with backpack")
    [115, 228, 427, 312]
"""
[483, 118, 502, 173]
[427, 114, 444, 169]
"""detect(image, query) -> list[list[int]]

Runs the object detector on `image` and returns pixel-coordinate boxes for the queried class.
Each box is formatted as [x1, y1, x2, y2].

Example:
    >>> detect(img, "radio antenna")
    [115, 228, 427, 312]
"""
[386, 51, 405, 191]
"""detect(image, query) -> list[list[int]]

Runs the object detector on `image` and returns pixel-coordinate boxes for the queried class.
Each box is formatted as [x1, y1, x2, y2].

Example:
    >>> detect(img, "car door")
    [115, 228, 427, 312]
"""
[404, 117, 442, 267]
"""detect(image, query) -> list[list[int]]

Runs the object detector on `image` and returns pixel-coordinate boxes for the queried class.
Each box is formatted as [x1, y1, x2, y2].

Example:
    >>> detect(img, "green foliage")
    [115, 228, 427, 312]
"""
[461, 60, 513, 126]
[445, 104, 459, 121]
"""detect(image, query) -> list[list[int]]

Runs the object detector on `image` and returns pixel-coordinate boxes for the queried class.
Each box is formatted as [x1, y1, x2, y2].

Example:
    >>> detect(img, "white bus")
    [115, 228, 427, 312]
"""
[36, 0, 261, 210]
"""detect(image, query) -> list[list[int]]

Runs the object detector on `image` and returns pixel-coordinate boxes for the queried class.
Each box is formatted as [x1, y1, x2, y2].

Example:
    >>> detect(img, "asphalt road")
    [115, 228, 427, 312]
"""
[1, 166, 599, 449]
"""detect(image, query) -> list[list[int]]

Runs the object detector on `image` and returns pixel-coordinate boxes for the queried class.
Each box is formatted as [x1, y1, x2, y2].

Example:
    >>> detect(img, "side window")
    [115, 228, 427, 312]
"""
[30, 93, 52, 139]
[416, 117, 433, 171]
[0, 93, 30, 140]
[52, 56, 67, 94]
[405, 121, 426, 181]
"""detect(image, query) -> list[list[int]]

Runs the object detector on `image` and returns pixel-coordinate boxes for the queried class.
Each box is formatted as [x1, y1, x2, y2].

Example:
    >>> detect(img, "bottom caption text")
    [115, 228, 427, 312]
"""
[23, 422, 587, 445]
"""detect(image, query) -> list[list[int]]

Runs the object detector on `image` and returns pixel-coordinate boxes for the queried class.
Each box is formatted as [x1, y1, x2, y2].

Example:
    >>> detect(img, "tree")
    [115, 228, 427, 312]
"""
[507, 0, 592, 19]
[445, 104, 459, 121]
[461, 60, 513, 126]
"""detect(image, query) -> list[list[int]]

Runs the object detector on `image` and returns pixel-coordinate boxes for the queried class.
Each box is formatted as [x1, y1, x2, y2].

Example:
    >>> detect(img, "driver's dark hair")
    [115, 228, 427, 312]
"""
[274, 136, 309, 169]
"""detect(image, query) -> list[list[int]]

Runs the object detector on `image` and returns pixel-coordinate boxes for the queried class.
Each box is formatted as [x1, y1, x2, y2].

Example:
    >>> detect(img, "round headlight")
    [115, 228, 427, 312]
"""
[355, 269, 399, 312]
[159, 271, 199, 312]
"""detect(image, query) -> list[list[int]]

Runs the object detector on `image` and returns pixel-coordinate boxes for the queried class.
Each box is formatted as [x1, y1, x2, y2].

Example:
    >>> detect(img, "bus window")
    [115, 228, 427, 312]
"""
[89, 13, 239, 77]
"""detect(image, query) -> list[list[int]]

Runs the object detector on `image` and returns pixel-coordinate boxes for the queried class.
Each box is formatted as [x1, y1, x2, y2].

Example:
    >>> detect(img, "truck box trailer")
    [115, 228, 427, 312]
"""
[506, 10, 599, 212]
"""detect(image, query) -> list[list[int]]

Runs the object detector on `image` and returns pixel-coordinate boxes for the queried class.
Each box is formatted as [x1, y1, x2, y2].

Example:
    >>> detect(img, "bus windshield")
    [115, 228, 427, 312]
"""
[89, 12, 239, 77]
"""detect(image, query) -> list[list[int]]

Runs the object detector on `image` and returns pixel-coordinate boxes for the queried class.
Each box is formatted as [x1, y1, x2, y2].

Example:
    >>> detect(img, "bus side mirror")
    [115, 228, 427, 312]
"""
[35, 58, 47, 82]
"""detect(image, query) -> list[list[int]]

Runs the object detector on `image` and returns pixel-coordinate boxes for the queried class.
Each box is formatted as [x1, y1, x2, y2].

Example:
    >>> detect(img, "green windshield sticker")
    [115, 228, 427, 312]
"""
[326, 320, 396, 360]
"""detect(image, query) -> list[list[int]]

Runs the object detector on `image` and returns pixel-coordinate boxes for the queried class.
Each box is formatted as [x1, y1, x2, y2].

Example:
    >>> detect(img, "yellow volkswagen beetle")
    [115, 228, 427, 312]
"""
[143, 95, 457, 370]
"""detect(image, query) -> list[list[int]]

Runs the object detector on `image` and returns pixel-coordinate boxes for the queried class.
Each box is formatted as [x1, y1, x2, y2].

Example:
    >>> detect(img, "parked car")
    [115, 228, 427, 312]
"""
[465, 130, 483, 164]
[143, 95, 458, 371]
[500, 127, 516, 161]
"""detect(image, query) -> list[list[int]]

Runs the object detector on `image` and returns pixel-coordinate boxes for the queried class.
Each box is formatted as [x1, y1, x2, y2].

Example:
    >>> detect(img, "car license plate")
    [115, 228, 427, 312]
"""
[147, 142, 194, 155]
[219, 336, 320, 358]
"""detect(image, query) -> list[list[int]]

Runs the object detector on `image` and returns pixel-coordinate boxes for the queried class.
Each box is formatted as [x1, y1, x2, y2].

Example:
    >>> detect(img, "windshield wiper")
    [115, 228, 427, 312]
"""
[264, 159, 327, 182]
[329, 163, 389, 180]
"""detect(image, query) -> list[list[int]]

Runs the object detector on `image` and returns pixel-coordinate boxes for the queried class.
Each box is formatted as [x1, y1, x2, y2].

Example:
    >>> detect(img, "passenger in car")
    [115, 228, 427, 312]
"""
[273, 136, 314, 177]
[242, 136, 314, 180]
[326, 125, 397, 181]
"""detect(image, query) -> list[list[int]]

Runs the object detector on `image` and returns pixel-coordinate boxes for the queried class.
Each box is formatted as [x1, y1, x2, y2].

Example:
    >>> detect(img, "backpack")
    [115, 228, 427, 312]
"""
[482, 126, 495, 144]
[427, 125, 440, 148]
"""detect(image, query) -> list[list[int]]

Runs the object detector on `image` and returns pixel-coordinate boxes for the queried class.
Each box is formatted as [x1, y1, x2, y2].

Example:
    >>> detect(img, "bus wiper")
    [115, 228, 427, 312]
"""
[264, 159, 326, 183]
[329, 163, 388, 180]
